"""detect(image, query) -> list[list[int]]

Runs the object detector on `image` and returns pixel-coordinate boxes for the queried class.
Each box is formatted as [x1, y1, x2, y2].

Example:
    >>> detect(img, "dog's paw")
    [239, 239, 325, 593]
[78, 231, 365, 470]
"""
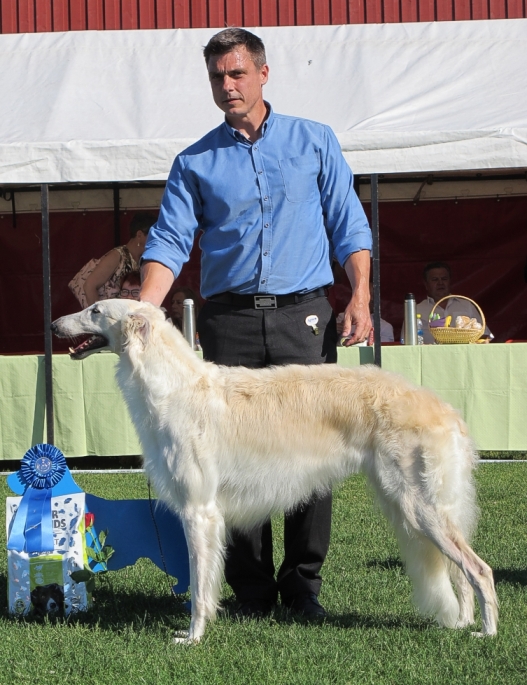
[173, 630, 200, 645]
[470, 630, 495, 638]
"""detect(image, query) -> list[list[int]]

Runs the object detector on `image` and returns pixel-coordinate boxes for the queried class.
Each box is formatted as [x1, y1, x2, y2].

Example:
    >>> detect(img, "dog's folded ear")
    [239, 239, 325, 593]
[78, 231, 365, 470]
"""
[124, 313, 151, 346]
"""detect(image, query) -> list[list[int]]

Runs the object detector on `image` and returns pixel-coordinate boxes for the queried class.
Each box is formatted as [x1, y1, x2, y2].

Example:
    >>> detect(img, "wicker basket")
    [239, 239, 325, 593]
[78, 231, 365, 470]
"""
[429, 295, 485, 344]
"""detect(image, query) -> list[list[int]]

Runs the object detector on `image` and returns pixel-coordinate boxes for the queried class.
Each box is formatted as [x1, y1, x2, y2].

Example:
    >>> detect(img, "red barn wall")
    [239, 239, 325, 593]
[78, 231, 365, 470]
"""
[1, 0, 526, 33]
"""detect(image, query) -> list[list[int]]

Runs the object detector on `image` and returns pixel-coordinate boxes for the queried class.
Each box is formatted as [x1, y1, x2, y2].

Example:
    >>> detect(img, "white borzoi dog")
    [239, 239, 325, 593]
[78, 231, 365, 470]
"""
[52, 299, 498, 643]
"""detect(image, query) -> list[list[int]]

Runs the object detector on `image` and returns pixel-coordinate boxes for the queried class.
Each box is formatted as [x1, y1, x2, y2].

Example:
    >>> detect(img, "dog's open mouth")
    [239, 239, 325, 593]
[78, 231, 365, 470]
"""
[69, 334, 108, 360]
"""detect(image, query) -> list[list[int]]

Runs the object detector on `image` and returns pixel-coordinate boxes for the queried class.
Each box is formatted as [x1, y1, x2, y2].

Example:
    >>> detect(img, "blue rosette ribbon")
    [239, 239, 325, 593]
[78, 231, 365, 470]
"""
[7, 444, 67, 553]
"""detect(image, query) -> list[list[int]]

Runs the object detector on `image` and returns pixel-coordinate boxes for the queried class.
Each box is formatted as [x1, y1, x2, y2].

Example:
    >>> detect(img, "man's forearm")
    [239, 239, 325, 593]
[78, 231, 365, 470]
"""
[344, 249, 370, 295]
[339, 250, 371, 344]
[140, 261, 175, 306]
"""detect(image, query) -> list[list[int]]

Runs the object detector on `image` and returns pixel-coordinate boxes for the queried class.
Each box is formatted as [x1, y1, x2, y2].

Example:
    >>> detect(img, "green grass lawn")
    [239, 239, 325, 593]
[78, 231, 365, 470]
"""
[1, 465, 526, 685]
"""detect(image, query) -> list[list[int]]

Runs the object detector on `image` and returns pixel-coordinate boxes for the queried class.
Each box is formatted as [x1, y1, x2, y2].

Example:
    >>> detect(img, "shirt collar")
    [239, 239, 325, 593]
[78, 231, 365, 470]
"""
[427, 294, 453, 305]
[223, 102, 274, 144]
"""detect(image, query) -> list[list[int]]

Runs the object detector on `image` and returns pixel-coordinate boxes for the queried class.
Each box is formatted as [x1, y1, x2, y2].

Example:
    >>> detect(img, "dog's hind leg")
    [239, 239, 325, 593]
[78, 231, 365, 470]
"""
[413, 512, 498, 636]
[443, 534, 497, 637]
[174, 503, 226, 645]
[449, 562, 475, 628]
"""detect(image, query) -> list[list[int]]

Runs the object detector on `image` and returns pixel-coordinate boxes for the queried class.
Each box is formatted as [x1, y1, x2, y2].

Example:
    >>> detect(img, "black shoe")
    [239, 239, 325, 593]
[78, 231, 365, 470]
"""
[235, 598, 275, 619]
[282, 592, 327, 618]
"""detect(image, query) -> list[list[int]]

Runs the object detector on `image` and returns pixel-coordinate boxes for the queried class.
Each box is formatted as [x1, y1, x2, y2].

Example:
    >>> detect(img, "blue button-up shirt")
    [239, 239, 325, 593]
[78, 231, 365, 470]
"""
[143, 106, 371, 298]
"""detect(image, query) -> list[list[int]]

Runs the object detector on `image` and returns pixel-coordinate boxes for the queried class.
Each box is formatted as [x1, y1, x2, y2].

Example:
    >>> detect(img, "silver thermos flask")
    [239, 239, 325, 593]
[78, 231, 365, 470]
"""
[403, 293, 417, 346]
[182, 299, 197, 350]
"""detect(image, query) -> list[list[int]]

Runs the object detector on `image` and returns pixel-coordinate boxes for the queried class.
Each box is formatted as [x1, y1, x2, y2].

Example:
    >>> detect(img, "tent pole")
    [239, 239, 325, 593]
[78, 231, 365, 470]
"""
[113, 183, 120, 247]
[41, 184, 54, 444]
[371, 174, 381, 367]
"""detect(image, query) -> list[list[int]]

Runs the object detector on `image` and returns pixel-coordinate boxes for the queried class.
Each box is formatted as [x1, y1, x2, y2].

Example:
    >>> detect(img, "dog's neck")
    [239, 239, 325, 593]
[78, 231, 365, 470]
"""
[121, 319, 215, 404]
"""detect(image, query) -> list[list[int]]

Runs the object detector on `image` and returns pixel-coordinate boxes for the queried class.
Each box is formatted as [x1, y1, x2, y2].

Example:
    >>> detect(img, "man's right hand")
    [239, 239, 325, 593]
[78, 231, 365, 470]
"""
[139, 261, 175, 306]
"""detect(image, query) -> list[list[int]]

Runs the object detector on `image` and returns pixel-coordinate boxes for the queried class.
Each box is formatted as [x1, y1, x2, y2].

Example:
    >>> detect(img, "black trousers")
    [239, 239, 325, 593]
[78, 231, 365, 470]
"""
[197, 295, 338, 603]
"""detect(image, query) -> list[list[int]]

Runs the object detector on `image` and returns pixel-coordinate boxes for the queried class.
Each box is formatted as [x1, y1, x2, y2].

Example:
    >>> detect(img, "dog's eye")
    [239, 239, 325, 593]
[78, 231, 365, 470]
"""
[91, 307, 100, 314]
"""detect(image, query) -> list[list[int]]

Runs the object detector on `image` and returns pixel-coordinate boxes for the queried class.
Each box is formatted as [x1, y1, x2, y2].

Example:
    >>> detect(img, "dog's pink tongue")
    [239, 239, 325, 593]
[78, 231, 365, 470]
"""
[69, 334, 106, 359]
[70, 338, 91, 354]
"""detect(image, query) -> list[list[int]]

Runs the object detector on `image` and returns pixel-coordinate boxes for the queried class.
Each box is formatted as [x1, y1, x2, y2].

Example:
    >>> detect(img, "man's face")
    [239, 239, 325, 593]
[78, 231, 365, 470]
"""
[207, 47, 269, 123]
[424, 268, 451, 302]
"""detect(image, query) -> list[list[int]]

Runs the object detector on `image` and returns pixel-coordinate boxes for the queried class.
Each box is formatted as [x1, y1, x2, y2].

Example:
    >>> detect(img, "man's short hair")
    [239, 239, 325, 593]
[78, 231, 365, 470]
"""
[423, 261, 451, 280]
[203, 28, 267, 69]
[129, 211, 157, 238]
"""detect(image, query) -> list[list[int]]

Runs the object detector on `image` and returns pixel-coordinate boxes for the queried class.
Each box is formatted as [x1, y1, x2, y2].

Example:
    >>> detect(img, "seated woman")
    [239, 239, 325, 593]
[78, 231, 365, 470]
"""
[82, 212, 156, 306]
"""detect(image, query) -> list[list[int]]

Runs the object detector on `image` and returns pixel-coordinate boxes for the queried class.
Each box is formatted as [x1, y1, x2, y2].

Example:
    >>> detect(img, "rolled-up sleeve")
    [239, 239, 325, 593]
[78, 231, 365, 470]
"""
[318, 125, 372, 267]
[141, 155, 202, 279]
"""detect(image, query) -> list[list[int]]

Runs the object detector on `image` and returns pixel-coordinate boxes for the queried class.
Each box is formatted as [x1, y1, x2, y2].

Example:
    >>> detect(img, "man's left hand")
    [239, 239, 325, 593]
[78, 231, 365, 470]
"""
[340, 294, 371, 346]
[340, 250, 372, 346]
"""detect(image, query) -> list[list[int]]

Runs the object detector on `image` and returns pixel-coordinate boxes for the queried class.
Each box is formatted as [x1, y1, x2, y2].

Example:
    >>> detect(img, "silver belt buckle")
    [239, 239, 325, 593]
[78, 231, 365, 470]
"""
[254, 295, 277, 309]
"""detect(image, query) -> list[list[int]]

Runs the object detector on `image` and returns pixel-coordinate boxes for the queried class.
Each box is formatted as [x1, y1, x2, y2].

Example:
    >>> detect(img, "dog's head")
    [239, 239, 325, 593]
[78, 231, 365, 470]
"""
[30, 583, 64, 615]
[51, 299, 166, 359]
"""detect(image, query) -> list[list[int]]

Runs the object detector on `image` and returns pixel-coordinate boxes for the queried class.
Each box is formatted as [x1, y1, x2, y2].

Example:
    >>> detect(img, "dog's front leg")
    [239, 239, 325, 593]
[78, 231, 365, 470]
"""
[174, 504, 226, 645]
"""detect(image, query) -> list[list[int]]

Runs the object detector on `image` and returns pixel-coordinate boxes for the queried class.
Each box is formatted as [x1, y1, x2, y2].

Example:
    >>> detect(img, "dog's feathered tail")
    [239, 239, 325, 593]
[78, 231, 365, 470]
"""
[367, 397, 488, 630]
[394, 524, 461, 627]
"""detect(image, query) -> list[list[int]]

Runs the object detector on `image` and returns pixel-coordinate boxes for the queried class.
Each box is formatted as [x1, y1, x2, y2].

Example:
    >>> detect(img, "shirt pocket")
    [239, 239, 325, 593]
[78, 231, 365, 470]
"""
[278, 152, 320, 203]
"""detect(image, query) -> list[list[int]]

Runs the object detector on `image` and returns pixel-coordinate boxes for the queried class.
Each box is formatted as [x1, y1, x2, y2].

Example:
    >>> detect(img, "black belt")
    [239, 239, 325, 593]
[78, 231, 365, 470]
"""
[208, 287, 327, 309]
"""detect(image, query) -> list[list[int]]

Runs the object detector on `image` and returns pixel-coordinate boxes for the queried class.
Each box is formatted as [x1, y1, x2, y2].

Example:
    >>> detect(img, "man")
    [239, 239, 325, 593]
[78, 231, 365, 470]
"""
[140, 28, 372, 618]
[416, 261, 491, 343]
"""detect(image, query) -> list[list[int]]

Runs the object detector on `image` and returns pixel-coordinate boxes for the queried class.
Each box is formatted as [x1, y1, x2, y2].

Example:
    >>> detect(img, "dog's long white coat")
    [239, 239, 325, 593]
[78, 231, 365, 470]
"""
[52, 300, 498, 643]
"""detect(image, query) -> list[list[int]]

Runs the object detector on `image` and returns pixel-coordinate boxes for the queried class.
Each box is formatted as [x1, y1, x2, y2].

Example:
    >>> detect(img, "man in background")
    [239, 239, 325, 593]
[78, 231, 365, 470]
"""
[416, 261, 491, 343]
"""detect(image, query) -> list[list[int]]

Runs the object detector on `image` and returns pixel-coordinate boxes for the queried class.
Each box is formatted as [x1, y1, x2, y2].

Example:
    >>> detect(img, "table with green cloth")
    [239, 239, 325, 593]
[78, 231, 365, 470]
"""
[1, 344, 526, 460]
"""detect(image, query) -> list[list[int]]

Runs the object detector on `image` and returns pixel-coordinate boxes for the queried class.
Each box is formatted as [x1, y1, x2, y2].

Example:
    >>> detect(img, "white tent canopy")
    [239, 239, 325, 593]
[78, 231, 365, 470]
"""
[1, 19, 527, 183]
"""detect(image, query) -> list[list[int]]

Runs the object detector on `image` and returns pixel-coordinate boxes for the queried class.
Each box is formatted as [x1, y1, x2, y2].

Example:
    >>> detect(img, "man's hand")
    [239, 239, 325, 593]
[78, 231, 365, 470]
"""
[340, 250, 371, 347]
[140, 261, 175, 306]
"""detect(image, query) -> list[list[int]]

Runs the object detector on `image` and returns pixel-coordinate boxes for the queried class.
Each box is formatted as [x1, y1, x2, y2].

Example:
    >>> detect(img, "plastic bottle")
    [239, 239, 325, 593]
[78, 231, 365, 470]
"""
[417, 314, 424, 345]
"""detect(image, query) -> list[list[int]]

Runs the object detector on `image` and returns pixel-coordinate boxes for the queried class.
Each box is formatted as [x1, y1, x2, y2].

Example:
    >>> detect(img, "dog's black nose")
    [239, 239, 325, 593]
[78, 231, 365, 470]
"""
[50, 322, 57, 333]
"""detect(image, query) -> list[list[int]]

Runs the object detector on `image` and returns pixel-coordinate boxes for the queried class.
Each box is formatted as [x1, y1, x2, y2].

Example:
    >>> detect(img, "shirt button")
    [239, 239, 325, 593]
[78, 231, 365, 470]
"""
[264, 223, 269, 227]
[254, 146, 259, 150]
[264, 196, 268, 201]
[263, 251, 269, 256]
[261, 279, 266, 284]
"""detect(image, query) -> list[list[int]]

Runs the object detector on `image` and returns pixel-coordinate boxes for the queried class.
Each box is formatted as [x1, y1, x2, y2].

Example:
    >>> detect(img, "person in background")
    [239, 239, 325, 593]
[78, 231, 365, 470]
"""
[170, 286, 201, 331]
[119, 271, 142, 301]
[139, 28, 372, 620]
[416, 261, 492, 343]
[83, 212, 157, 306]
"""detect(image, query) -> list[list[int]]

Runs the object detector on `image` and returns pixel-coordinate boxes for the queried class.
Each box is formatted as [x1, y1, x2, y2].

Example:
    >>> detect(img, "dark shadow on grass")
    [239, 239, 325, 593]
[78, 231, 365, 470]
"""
[219, 596, 427, 631]
[365, 557, 404, 571]
[87, 583, 190, 618]
[493, 568, 527, 587]
[277, 609, 424, 631]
